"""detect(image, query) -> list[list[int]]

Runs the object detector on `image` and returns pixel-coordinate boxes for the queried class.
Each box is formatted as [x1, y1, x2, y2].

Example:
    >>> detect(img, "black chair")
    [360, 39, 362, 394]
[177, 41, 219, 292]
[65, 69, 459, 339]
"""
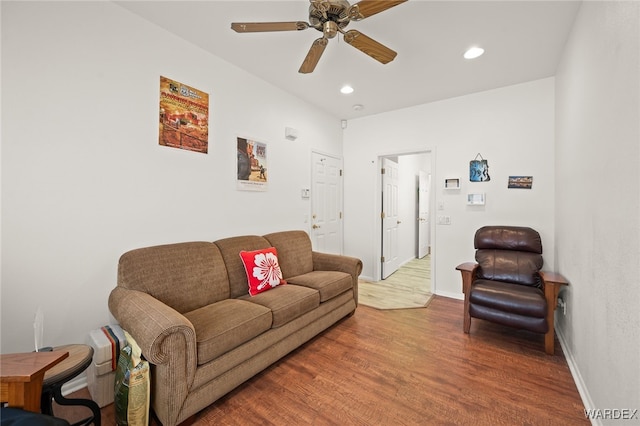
[456, 226, 568, 354]
[1, 407, 70, 426]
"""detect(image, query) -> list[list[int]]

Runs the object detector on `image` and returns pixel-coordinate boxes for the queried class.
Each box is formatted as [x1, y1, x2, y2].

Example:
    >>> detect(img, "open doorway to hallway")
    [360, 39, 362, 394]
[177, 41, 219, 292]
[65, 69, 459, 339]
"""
[359, 150, 434, 310]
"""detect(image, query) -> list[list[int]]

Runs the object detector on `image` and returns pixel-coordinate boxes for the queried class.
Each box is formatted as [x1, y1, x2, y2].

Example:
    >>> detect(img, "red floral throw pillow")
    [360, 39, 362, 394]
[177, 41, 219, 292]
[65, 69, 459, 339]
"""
[239, 247, 286, 296]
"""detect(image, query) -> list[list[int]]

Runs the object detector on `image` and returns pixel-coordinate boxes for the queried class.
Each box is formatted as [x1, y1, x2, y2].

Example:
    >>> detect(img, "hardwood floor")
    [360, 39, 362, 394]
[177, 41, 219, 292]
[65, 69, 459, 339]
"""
[359, 255, 433, 310]
[57, 296, 587, 425]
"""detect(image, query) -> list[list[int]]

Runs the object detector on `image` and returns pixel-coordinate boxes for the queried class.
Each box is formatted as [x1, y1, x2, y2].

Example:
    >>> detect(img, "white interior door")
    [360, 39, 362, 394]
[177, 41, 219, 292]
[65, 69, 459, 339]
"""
[311, 152, 343, 254]
[418, 171, 431, 258]
[381, 158, 400, 279]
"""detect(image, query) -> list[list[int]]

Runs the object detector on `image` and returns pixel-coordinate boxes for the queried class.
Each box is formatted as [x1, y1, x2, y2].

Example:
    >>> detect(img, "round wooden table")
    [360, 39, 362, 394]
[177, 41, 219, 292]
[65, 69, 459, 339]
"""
[40, 344, 101, 426]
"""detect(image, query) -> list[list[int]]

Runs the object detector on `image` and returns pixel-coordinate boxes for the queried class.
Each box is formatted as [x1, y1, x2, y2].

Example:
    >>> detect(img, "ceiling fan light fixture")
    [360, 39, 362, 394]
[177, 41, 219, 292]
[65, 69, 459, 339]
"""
[340, 85, 354, 94]
[464, 46, 485, 60]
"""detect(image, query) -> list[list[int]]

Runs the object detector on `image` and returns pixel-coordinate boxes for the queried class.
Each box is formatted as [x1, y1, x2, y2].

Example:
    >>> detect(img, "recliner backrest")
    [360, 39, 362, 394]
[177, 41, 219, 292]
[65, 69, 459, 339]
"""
[474, 226, 543, 287]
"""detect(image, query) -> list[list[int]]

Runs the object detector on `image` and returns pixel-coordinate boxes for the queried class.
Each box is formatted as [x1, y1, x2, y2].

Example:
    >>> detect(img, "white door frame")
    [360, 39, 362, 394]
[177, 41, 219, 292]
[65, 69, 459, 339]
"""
[418, 171, 431, 258]
[373, 148, 436, 289]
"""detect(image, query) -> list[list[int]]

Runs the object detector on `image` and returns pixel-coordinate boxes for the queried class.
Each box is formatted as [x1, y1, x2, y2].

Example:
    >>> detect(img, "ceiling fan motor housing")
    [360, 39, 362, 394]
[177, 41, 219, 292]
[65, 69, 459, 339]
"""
[309, 0, 351, 31]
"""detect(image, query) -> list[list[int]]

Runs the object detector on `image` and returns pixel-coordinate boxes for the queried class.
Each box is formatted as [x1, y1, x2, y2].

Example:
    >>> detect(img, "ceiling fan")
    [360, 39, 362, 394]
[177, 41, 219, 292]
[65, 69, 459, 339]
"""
[231, 0, 407, 74]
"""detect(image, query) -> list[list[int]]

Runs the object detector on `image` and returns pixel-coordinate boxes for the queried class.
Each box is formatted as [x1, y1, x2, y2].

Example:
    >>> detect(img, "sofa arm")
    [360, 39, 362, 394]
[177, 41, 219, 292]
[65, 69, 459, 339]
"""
[312, 251, 363, 280]
[312, 251, 363, 306]
[108, 287, 197, 369]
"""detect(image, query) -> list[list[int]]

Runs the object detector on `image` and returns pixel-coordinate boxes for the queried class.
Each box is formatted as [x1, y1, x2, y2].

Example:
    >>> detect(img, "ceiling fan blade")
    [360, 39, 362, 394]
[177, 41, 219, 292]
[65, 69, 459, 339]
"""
[348, 0, 407, 20]
[299, 38, 329, 74]
[231, 22, 309, 32]
[343, 30, 397, 64]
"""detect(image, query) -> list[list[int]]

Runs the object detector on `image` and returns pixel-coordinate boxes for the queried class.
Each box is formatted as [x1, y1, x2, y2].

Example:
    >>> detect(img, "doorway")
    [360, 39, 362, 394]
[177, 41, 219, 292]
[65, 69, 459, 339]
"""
[377, 150, 434, 294]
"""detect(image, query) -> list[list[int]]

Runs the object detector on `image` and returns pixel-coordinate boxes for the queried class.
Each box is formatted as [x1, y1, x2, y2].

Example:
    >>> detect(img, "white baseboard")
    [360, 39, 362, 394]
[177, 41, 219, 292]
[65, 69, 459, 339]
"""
[434, 290, 464, 300]
[556, 325, 598, 426]
[60, 372, 88, 396]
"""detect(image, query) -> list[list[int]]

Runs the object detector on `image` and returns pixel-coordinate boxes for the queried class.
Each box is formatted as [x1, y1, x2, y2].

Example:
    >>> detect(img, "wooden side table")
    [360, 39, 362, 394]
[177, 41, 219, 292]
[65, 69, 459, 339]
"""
[0, 350, 69, 412]
[40, 344, 101, 426]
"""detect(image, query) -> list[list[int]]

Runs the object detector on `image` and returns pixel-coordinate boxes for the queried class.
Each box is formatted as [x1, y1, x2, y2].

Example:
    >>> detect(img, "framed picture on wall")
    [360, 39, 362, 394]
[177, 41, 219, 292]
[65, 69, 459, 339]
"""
[237, 136, 268, 191]
[159, 76, 209, 154]
[508, 176, 533, 189]
[469, 154, 490, 182]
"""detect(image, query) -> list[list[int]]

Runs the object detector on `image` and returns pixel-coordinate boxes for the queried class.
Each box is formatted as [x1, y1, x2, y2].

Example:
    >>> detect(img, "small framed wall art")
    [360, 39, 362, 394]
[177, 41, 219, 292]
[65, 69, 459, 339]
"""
[470, 153, 490, 182]
[508, 176, 533, 189]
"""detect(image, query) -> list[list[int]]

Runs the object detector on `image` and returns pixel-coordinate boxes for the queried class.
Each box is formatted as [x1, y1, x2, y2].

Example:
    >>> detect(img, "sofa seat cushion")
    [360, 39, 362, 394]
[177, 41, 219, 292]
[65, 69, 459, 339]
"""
[239, 284, 319, 328]
[470, 279, 546, 318]
[286, 271, 352, 303]
[184, 299, 272, 365]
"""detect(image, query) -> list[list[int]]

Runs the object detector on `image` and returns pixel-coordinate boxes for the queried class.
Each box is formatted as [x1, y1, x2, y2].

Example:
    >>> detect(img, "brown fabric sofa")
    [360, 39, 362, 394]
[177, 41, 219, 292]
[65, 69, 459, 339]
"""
[108, 230, 362, 426]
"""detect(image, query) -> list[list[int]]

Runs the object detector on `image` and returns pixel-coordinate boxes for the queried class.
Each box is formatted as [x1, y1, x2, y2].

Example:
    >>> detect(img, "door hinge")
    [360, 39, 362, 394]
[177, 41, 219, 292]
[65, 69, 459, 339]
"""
[381, 256, 385, 262]
[381, 168, 386, 174]
[339, 212, 343, 219]
[340, 169, 343, 177]
[381, 211, 386, 219]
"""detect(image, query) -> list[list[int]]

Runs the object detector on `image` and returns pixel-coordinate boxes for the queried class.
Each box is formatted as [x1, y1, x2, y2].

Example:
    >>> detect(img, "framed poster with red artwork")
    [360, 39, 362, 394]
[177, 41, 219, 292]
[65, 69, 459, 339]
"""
[159, 76, 209, 154]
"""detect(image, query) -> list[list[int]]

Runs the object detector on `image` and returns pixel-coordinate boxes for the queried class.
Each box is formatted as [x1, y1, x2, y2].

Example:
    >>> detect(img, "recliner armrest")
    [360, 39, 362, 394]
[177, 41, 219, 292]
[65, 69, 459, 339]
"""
[456, 262, 479, 295]
[456, 262, 479, 333]
[539, 271, 569, 288]
[539, 271, 569, 355]
[539, 270, 569, 312]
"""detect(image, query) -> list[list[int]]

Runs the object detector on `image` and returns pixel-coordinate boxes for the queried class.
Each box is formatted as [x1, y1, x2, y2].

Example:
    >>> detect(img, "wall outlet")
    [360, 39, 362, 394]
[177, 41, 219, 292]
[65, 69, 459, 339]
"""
[437, 216, 451, 225]
[557, 297, 567, 315]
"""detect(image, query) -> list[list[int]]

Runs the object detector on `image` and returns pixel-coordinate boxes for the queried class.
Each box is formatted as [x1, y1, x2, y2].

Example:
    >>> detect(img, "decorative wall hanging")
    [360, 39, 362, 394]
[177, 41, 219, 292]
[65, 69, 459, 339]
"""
[159, 76, 209, 154]
[469, 153, 490, 182]
[508, 176, 533, 189]
[237, 136, 268, 191]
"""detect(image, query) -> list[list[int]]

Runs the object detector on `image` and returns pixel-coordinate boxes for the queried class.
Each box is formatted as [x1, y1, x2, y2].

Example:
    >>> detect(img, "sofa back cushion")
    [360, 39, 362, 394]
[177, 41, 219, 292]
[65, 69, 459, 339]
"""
[263, 230, 313, 279]
[117, 242, 230, 314]
[214, 235, 272, 298]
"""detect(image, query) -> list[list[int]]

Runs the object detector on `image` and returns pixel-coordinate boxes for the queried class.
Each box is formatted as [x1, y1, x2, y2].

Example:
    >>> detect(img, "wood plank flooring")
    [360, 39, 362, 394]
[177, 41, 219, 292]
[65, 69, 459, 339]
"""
[359, 255, 433, 309]
[57, 296, 587, 425]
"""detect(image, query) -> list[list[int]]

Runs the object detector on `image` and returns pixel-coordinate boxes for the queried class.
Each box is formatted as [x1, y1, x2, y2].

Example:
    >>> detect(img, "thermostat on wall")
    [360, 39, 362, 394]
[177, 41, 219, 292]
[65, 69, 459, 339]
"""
[467, 193, 486, 205]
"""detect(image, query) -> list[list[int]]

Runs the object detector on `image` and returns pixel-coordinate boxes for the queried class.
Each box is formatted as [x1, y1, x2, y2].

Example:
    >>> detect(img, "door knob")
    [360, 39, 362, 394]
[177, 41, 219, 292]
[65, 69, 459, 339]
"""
[312, 224, 321, 229]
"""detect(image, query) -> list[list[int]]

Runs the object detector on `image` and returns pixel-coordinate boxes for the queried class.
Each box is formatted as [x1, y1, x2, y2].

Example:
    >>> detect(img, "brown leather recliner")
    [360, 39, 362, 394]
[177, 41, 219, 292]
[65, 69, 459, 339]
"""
[456, 226, 568, 354]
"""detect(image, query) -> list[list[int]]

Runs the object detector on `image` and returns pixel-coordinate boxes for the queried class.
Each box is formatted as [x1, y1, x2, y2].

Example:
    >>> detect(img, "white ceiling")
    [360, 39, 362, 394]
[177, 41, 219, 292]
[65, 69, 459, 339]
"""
[115, 0, 581, 120]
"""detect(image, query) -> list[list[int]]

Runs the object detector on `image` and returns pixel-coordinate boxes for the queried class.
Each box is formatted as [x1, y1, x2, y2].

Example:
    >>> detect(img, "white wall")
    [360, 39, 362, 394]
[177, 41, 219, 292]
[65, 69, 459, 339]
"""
[555, 0, 640, 415]
[344, 78, 556, 295]
[1, 1, 343, 353]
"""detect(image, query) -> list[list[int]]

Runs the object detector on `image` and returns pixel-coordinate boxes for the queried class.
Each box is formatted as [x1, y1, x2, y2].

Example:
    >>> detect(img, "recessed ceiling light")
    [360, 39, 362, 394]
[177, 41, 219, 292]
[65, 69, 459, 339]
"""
[340, 85, 354, 94]
[353, 104, 364, 111]
[464, 46, 485, 59]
